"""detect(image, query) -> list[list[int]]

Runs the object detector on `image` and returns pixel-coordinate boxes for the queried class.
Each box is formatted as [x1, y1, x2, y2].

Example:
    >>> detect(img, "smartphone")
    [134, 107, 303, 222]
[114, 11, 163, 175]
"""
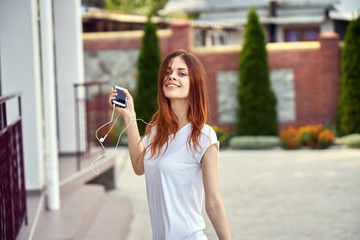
[112, 86, 127, 108]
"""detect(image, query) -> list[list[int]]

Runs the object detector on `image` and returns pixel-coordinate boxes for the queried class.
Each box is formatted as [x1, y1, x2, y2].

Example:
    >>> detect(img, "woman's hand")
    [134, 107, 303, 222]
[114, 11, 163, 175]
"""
[202, 144, 232, 239]
[109, 87, 136, 124]
[109, 87, 145, 175]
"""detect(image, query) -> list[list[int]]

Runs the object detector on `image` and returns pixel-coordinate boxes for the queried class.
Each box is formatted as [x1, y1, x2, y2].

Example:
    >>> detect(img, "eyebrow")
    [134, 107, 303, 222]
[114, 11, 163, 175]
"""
[166, 66, 188, 71]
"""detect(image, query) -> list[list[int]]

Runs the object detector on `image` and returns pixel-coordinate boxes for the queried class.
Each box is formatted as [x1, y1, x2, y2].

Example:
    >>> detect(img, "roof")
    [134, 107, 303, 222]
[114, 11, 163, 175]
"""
[160, 0, 344, 26]
[160, 0, 337, 14]
[191, 15, 326, 25]
[160, 0, 269, 14]
[262, 15, 325, 24]
[189, 20, 244, 29]
[82, 10, 164, 23]
[329, 9, 360, 20]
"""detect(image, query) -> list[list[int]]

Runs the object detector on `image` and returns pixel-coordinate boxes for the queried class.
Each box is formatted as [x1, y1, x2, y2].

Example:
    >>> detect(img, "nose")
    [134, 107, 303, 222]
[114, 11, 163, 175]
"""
[169, 73, 176, 81]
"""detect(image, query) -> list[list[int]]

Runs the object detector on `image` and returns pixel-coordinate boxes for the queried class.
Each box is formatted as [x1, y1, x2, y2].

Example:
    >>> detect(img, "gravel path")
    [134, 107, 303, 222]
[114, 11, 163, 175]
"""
[110, 147, 360, 240]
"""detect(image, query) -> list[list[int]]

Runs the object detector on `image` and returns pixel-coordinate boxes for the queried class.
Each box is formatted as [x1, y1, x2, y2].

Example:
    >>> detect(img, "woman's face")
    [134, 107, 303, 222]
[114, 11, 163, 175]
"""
[163, 56, 190, 101]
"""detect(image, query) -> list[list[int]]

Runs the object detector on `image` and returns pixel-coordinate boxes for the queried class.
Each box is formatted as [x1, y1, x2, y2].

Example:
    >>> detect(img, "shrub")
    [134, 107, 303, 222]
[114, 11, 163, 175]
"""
[279, 126, 303, 149]
[212, 126, 231, 149]
[236, 7, 278, 136]
[134, 14, 161, 135]
[315, 128, 335, 149]
[339, 134, 360, 148]
[279, 125, 335, 150]
[93, 112, 128, 147]
[107, 125, 128, 146]
[104, 119, 129, 147]
[104, 0, 167, 16]
[299, 124, 324, 148]
[336, 16, 360, 136]
[229, 136, 279, 150]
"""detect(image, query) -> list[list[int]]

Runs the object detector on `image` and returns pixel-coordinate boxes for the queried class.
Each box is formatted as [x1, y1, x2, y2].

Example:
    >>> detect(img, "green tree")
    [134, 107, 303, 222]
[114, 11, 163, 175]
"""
[150, 0, 167, 15]
[134, 14, 161, 135]
[104, 0, 167, 15]
[337, 16, 360, 136]
[236, 7, 278, 136]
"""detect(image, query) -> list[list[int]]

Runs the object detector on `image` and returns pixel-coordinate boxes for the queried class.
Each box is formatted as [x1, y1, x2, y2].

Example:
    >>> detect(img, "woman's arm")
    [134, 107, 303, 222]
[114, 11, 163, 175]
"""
[109, 88, 145, 175]
[202, 144, 232, 239]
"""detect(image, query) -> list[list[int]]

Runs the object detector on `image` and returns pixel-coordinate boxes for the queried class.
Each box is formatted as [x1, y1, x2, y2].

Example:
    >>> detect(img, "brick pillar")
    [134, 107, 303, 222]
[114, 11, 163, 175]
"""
[169, 20, 193, 52]
[318, 32, 340, 125]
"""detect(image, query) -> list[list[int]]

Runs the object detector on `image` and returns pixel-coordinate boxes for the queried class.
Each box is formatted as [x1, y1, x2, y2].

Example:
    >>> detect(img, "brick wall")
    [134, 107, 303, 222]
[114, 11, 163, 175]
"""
[269, 44, 323, 127]
[318, 33, 340, 125]
[83, 21, 341, 131]
[193, 35, 340, 129]
[194, 52, 239, 124]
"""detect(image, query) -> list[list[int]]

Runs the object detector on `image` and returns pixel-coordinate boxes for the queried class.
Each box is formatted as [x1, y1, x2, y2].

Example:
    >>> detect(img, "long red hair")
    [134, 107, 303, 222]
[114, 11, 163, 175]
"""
[144, 49, 209, 158]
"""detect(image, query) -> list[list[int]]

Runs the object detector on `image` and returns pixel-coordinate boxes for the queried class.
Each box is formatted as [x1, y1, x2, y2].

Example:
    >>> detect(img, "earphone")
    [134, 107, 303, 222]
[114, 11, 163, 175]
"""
[93, 102, 152, 175]
[95, 103, 120, 149]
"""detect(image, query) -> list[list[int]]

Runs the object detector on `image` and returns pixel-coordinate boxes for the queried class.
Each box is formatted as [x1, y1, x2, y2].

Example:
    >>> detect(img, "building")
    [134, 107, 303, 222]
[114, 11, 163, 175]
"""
[0, 0, 352, 239]
[160, 0, 360, 46]
[0, 0, 130, 239]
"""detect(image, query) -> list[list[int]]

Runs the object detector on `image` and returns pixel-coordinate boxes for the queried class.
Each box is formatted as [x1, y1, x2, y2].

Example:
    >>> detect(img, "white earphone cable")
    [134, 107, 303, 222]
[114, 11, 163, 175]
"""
[92, 104, 152, 175]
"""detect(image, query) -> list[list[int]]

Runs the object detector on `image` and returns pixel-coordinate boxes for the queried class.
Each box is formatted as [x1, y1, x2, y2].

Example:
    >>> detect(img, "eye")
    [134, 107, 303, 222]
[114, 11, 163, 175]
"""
[165, 66, 171, 73]
[179, 72, 188, 77]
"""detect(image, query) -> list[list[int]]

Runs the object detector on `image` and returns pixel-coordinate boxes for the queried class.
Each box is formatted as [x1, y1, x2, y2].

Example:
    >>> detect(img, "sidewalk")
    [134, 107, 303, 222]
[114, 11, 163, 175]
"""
[110, 147, 360, 240]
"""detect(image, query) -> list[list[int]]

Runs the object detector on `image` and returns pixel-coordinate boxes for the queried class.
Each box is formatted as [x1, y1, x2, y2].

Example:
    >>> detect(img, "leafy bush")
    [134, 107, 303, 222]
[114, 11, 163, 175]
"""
[229, 136, 279, 150]
[104, 0, 167, 15]
[104, 118, 129, 147]
[212, 126, 231, 149]
[279, 126, 303, 149]
[339, 134, 360, 148]
[316, 129, 335, 149]
[134, 14, 161, 135]
[299, 124, 324, 147]
[336, 16, 360, 136]
[236, 7, 278, 136]
[93, 112, 128, 147]
[279, 124, 335, 150]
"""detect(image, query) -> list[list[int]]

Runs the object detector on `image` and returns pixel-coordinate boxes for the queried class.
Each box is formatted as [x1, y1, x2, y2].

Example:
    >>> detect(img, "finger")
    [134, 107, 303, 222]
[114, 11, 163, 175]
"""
[110, 88, 118, 93]
[109, 90, 117, 104]
[110, 93, 118, 99]
[122, 88, 132, 100]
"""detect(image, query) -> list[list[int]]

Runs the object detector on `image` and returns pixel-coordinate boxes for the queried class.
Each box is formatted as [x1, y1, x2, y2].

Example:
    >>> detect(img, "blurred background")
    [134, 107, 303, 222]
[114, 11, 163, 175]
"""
[1, 0, 360, 239]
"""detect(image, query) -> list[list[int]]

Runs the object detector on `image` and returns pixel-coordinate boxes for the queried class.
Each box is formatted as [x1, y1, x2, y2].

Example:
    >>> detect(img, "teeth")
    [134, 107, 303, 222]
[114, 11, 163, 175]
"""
[166, 84, 179, 87]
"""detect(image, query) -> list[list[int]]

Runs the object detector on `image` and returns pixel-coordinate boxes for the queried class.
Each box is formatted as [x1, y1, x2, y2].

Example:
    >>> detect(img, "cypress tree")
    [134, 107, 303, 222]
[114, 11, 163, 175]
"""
[236, 7, 278, 136]
[337, 16, 360, 135]
[134, 14, 161, 135]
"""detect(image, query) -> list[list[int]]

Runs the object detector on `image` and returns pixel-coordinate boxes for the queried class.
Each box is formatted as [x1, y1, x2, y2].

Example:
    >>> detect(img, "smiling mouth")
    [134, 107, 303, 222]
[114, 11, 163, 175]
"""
[165, 83, 180, 88]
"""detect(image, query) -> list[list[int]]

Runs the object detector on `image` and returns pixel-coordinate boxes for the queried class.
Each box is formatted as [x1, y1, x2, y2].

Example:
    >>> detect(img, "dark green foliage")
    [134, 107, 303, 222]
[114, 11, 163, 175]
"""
[336, 16, 360, 136]
[236, 7, 278, 136]
[104, 0, 167, 15]
[104, 0, 148, 12]
[134, 15, 161, 135]
[150, 0, 168, 15]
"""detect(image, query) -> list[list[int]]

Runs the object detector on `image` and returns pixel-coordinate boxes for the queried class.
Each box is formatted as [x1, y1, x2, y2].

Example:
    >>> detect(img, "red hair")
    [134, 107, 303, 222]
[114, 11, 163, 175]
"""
[144, 49, 209, 158]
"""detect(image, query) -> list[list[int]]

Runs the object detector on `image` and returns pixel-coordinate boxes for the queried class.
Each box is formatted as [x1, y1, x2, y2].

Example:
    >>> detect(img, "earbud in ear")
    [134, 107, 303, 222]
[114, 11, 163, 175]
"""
[100, 138, 105, 143]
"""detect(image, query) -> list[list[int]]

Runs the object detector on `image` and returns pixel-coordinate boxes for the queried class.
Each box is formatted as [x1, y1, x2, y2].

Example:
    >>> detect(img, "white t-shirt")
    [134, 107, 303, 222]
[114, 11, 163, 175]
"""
[142, 123, 219, 240]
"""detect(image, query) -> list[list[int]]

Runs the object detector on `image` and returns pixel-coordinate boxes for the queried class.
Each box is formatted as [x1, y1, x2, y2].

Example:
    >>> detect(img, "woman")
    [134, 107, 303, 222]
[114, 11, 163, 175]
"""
[109, 49, 232, 240]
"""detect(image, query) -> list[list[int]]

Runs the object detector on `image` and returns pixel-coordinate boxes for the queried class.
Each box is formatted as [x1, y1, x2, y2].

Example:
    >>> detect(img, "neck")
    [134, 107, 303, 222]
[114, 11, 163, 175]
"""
[170, 99, 189, 129]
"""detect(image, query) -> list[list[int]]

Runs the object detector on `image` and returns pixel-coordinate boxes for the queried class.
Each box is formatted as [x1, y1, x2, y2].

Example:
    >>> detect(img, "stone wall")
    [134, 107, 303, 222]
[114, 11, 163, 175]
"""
[217, 69, 295, 124]
[84, 49, 139, 90]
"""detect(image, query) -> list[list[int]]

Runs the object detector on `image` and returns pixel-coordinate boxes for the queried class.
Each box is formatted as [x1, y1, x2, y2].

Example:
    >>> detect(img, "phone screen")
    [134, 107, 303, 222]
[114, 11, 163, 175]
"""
[112, 86, 127, 108]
